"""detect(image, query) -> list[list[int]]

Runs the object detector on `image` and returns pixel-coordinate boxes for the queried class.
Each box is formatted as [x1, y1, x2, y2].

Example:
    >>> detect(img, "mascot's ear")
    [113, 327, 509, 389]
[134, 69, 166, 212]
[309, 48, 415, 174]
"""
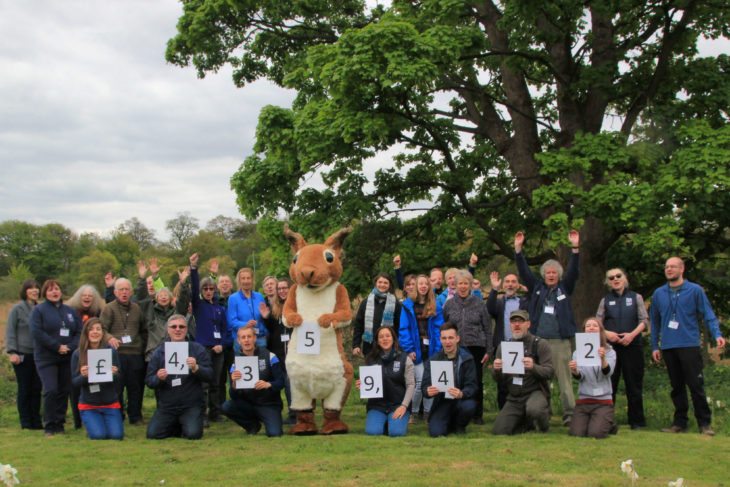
[284, 224, 307, 252]
[324, 226, 353, 252]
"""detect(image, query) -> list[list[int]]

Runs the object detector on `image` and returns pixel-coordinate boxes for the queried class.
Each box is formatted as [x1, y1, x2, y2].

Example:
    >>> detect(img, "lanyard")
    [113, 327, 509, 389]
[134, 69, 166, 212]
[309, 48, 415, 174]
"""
[668, 286, 682, 320]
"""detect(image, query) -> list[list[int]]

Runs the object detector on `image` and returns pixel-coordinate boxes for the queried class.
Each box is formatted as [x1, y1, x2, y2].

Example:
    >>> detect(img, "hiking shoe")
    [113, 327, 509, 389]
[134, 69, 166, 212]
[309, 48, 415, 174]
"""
[700, 425, 716, 436]
[661, 425, 687, 433]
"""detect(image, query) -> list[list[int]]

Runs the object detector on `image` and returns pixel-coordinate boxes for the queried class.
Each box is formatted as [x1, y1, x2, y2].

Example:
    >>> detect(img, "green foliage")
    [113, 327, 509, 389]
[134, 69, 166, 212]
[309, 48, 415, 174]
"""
[73, 250, 120, 292]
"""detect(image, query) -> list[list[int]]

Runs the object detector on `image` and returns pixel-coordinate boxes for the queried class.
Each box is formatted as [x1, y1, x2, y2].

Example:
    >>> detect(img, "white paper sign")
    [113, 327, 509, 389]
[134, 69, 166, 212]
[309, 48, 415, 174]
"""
[430, 361, 455, 399]
[359, 365, 384, 399]
[88, 349, 113, 383]
[165, 342, 189, 375]
[501, 341, 525, 375]
[576, 333, 601, 367]
[235, 356, 259, 389]
[296, 321, 320, 355]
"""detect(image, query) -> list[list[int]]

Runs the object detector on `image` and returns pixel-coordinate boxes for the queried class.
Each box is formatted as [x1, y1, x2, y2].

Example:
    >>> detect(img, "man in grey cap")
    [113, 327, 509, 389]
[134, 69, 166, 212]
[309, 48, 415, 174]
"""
[492, 310, 554, 434]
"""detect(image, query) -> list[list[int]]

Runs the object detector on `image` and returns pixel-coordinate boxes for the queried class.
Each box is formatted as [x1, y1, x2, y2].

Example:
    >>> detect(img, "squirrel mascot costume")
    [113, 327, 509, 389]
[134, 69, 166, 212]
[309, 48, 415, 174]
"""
[282, 225, 354, 435]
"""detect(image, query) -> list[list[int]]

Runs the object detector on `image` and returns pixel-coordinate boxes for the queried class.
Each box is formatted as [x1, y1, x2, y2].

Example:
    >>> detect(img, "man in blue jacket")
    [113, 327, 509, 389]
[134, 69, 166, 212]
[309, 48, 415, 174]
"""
[514, 230, 579, 426]
[651, 256, 726, 436]
[422, 322, 478, 437]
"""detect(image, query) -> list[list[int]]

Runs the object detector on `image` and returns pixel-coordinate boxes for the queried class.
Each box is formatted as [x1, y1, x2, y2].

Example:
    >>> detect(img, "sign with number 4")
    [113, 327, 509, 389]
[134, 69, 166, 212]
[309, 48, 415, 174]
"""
[296, 321, 321, 355]
[430, 361, 455, 399]
[576, 333, 601, 367]
[165, 342, 189, 375]
[359, 366, 383, 399]
[501, 341, 525, 375]
[235, 356, 259, 389]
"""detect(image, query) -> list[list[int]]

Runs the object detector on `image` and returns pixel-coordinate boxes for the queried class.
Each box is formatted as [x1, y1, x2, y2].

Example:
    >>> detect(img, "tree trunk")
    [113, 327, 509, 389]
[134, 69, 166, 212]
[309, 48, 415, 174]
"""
[570, 217, 609, 325]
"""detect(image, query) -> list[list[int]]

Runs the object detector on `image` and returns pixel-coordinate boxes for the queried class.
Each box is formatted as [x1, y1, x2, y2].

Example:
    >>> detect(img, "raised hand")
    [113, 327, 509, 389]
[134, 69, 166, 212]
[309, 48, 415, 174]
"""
[208, 258, 219, 275]
[178, 266, 190, 283]
[137, 260, 147, 279]
[104, 272, 116, 288]
[568, 230, 580, 248]
[189, 253, 199, 268]
[469, 252, 478, 267]
[514, 231, 525, 252]
[392, 254, 401, 269]
[490, 271, 501, 290]
[149, 257, 161, 277]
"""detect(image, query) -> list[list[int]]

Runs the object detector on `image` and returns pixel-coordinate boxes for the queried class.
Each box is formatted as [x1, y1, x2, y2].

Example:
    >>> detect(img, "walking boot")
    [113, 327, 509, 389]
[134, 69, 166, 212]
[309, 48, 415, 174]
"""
[320, 409, 348, 435]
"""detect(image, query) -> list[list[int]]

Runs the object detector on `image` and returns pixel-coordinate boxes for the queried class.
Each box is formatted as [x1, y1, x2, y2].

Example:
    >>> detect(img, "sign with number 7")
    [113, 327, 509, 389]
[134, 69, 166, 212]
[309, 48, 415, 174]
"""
[501, 341, 525, 374]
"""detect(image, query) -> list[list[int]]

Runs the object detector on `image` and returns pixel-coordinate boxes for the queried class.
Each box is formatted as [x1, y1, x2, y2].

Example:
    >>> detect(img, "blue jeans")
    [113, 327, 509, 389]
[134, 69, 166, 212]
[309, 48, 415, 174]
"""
[364, 408, 410, 437]
[222, 398, 283, 437]
[147, 406, 204, 440]
[80, 408, 124, 440]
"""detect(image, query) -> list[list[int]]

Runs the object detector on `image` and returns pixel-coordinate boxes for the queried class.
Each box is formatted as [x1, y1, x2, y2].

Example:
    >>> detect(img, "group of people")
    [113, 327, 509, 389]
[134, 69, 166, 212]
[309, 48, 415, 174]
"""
[4, 230, 726, 440]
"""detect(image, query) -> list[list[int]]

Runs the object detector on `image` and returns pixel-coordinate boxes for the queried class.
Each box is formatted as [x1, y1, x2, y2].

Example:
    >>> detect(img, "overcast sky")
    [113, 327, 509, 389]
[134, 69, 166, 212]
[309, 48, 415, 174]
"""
[0, 1, 294, 239]
[1, 2, 727, 242]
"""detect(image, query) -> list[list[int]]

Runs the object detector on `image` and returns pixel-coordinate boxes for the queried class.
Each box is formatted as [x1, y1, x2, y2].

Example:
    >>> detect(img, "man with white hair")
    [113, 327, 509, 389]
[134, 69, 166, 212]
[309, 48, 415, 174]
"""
[514, 230, 579, 426]
[100, 277, 148, 425]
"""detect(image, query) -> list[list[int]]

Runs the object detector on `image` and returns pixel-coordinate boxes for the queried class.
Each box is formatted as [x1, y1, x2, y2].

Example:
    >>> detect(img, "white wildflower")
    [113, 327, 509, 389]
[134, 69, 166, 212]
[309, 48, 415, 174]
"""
[716, 400, 724, 408]
[668, 478, 684, 487]
[0, 464, 20, 487]
[621, 459, 633, 474]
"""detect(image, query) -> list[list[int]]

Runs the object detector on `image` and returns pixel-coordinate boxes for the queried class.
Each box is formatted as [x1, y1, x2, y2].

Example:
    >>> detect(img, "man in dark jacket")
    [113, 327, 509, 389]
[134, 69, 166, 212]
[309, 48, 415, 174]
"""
[514, 230, 579, 425]
[145, 315, 213, 440]
[493, 310, 554, 435]
[222, 326, 284, 437]
[487, 271, 527, 410]
[422, 322, 478, 437]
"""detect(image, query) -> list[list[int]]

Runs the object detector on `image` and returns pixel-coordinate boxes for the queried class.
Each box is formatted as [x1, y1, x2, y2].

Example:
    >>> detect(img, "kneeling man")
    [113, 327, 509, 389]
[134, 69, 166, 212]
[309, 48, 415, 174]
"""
[146, 314, 213, 439]
[493, 310, 554, 434]
[422, 322, 478, 437]
[222, 326, 284, 436]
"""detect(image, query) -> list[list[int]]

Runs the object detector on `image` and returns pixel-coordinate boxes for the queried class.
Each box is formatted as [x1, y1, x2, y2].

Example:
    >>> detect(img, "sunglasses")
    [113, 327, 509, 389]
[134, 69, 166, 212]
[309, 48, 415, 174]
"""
[202, 286, 216, 291]
[608, 274, 623, 281]
[169, 325, 187, 330]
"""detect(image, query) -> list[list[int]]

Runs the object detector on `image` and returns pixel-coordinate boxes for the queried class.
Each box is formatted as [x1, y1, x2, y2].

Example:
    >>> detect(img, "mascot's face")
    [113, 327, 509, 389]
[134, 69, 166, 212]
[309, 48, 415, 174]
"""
[284, 226, 352, 293]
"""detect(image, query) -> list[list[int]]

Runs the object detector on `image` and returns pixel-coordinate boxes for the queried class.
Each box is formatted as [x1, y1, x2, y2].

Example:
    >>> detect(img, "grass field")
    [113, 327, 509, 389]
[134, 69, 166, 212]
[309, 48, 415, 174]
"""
[1, 302, 729, 486]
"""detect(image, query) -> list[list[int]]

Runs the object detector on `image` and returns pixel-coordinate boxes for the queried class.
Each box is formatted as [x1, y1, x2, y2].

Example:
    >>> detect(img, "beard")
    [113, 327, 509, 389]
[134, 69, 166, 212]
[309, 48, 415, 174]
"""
[512, 330, 525, 340]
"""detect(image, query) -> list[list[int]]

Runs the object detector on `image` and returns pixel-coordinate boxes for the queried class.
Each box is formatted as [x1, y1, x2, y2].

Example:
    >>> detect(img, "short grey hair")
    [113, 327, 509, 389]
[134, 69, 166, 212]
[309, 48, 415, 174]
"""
[540, 259, 563, 280]
[453, 269, 473, 285]
[167, 314, 187, 326]
[114, 278, 132, 290]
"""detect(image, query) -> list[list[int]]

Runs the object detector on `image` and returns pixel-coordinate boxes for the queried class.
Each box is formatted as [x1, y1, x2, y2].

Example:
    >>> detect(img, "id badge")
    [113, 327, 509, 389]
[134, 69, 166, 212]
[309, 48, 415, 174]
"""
[512, 377, 523, 386]
[544, 305, 555, 315]
[668, 320, 679, 330]
[172, 378, 182, 387]
[422, 338, 430, 346]
[281, 334, 290, 343]
[213, 331, 222, 340]
[121, 335, 132, 344]
[89, 384, 101, 394]
[59, 328, 70, 337]
[557, 294, 566, 302]
[593, 388, 603, 396]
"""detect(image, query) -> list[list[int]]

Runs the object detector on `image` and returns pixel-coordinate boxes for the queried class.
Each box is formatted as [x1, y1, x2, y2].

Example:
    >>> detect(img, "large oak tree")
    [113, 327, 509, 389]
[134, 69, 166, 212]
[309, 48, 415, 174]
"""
[167, 0, 730, 317]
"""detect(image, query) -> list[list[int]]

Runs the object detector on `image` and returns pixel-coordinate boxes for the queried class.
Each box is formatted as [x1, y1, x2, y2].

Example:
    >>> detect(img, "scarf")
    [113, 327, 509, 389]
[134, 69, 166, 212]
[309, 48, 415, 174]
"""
[363, 288, 396, 343]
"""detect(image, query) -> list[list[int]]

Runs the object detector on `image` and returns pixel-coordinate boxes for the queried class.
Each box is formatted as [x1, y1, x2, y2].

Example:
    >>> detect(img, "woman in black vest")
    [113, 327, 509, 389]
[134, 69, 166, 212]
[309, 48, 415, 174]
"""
[595, 268, 648, 429]
[356, 326, 415, 436]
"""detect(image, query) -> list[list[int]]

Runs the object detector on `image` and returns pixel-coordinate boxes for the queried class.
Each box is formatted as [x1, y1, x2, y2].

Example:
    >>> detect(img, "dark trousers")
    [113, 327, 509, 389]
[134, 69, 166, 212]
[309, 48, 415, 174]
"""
[71, 384, 81, 428]
[219, 346, 234, 404]
[497, 380, 508, 410]
[12, 354, 42, 429]
[146, 405, 204, 440]
[36, 359, 71, 433]
[663, 347, 711, 428]
[611, 344, 646, 427]
[466, 346, 486, 418]
[117, 354, 145, 423]
[222, 398, 283, 437]
[569, 403, 615, 439]
[204, 347, 225, 419]
[428, 398, 477, 437]
[493, 390, 550, 435]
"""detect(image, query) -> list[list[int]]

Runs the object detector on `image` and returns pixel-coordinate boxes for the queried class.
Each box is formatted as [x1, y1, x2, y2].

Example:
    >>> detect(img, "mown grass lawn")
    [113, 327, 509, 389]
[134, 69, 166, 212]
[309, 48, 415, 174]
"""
[2, 303, 729, 486]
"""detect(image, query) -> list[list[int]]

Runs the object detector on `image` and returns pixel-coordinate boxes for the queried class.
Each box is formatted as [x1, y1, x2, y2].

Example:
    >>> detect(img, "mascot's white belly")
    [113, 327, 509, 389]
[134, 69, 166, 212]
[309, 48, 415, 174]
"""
[287, 284, 348, 403]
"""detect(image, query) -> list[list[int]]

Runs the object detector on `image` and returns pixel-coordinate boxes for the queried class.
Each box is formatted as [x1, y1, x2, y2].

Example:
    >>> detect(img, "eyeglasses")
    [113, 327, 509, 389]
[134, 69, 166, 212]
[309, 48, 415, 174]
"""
[608, 274, 623, 281]
[202, 287, 216, 291]
[277, 287, 289, 291]
[169, 325, 187, 330]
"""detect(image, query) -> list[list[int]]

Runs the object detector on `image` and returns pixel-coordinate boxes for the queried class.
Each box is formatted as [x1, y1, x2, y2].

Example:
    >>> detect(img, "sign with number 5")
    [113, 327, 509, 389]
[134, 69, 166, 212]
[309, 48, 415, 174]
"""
[576, 333, 601, 367]
[296, 321, 321, 355]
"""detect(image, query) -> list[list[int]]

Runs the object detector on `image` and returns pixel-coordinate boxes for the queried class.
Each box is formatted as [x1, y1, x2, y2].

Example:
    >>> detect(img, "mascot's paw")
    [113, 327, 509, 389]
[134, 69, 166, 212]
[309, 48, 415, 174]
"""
[320, 409, 348, 435]
[290, 412, 318, 436]
[317, 314, 335, 328]
[286, 313, 304, 327]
